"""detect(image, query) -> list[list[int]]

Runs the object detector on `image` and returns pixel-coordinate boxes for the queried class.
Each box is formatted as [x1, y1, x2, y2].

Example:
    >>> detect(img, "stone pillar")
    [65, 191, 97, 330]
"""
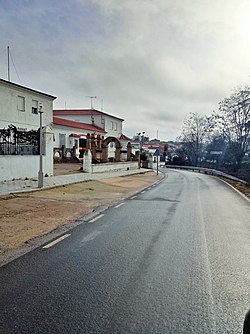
[82, 150, 92, 173]
[86, 133, 91, 149]
[42, 125, 54, 176]
[101, 143, 108, 162]
[115, 145, 122, 162]
[96, 135, 102, 150]
[91, 134, 96, 161]
[127, 142, 132, 161]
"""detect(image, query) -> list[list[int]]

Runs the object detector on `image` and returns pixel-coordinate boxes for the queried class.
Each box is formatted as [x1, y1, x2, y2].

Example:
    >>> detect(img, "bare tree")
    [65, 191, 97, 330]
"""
[179, 112, 214, 166]
[216, 87, 250, 170]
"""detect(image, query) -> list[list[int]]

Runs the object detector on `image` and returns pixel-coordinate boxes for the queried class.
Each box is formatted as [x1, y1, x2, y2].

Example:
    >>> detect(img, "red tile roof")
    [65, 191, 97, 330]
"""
[119, 134, 131, 141]
[53, 117, 106, 133]
[53, 109, 124, 121]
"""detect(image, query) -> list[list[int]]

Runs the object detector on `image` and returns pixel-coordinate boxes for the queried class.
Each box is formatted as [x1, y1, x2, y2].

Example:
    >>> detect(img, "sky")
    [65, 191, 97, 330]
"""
[1, 0, 250, 140]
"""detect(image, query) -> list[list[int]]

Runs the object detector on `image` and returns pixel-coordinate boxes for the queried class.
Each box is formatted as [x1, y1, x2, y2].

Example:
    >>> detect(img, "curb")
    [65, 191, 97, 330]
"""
[215, 176, 250, 204]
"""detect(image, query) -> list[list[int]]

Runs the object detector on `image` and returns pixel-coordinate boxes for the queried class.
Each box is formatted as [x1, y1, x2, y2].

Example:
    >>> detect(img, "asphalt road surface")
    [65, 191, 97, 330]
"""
[0, 169, 249, 333]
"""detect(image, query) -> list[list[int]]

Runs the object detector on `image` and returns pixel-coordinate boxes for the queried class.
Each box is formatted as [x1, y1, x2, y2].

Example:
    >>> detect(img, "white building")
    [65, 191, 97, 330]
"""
[0, 78, 56, 181]
[0, 78, 55, 130]
[53, 117, 106, 160]
[53, 109, 124, 138]
[53, 109, 124, 160]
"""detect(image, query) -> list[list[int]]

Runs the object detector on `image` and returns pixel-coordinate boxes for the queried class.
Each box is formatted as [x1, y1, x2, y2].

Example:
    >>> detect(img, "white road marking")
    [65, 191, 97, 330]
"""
[42, 234, 71, 249]
[115, 203, 125, 208]
[131, 195, 137, 199]
[89, 214, 104, 223]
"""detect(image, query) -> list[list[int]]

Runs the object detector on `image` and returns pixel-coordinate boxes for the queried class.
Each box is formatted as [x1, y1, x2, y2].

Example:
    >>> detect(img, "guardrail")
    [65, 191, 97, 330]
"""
[161, 164, 248, 185]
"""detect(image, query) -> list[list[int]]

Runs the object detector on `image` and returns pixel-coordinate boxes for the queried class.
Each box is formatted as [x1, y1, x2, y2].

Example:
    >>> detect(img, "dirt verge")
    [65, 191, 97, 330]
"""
[219, 177, 250, 199]
[0, 171, 163, 265]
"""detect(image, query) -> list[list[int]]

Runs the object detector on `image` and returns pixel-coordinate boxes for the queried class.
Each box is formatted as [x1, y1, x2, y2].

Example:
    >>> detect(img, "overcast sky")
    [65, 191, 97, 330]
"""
[1, 0, 250, 140]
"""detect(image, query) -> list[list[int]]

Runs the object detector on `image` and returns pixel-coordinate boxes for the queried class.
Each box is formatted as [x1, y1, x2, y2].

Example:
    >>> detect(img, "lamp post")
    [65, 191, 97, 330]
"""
[38, 104, 43, 188]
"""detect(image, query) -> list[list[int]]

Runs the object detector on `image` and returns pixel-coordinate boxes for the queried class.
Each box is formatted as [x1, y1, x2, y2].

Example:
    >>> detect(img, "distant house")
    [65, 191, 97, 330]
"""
[0, 78, 56, 181]
[53, 117, 106, 160]
[53, 109, 124, 138]
[53, 109, 124, 161]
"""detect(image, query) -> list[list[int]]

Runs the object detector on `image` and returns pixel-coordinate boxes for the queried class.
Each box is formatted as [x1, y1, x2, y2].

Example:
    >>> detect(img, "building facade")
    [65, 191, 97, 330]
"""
[53, 109, 124, 161]
[53, 109, 124, 138]
[0, 79, 56, 181]
[53, 117, 106, 160]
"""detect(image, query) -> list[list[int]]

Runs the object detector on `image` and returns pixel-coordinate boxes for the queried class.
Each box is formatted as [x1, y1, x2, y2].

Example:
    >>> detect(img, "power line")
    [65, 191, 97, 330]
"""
[10, 50, 22, 84]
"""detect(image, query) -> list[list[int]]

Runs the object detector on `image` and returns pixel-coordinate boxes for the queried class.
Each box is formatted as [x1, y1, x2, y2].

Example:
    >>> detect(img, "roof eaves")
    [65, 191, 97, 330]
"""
[0, 78, 57, 100]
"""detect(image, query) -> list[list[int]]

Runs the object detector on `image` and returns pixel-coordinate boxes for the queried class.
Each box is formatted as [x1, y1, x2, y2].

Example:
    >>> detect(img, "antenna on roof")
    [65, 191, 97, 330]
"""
[101, 99, 104, 111]
[86, 96, 97, 109]
[7, 45, 10, 81]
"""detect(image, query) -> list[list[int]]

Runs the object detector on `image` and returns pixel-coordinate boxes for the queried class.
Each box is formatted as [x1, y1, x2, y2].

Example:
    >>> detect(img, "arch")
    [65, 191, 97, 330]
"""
[103, 136, 121, 148]
[102, 136, 122, 162]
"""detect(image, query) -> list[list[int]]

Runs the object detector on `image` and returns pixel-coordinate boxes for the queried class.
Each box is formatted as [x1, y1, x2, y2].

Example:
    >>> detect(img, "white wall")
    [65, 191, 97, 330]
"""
[0, 81, 55, 181]
[54, 112, 123, 139]
[0, 81, 54, 130]
[104, 115, 123, 138]
[59, 114, 97, 127]
[0, 127, 53, 182]
[92, 161, 138, 173]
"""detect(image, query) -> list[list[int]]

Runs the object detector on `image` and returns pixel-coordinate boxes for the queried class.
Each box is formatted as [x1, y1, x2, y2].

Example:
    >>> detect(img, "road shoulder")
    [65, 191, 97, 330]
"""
[0, 171, 164, 267]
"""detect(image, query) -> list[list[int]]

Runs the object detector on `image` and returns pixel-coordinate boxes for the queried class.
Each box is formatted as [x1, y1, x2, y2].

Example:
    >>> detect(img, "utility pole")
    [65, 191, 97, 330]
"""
[38, 104, 44, 188]
[7, 45, 10, 81]
[137, 131, 145, 168]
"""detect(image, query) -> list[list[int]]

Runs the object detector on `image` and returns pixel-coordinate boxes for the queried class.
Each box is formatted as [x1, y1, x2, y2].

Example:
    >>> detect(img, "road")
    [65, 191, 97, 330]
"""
[0, 169, 249, 333]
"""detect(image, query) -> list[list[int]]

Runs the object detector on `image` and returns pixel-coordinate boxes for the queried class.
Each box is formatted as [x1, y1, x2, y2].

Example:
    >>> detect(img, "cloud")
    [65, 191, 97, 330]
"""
[1, 0, 250, 140]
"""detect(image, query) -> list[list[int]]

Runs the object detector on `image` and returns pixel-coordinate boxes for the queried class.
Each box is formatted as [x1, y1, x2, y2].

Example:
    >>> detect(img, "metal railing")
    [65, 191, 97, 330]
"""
[162, 164, 248, 185]
[0, 124, 39, 155]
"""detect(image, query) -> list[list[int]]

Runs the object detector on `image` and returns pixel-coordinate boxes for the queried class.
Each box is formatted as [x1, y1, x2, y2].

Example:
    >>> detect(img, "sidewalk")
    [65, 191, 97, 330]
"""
[0, 168, 151, 196]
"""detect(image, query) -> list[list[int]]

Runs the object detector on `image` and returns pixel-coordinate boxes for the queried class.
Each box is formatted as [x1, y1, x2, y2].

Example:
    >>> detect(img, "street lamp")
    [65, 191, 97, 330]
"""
[38, 103, 43, 188]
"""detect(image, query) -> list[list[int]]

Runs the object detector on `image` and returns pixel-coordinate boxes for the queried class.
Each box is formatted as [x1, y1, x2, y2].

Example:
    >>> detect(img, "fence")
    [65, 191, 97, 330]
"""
[163, 164, 248, 185]
[0, 124, 39, 155]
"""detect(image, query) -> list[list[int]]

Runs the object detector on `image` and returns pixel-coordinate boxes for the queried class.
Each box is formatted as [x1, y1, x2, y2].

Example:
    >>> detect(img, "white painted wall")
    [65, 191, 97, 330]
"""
[104, 115, 123, 138]
[60, 114, 96, 127]
[0, 81, 54, 130]
[0, 156, 41, 181]
[0, 81, 55, 181]
[54, 112, 123, 139]
[92, 161, 138, 173]
[0, 128, 53, 181]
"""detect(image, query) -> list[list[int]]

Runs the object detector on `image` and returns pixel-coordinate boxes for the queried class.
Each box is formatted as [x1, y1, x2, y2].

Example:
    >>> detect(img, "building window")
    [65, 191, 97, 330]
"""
[32, 100, 38, 114]
[17, 96, 25, 111]
[114, 122, 117, 131]
[110, 121, 113, 130]
[59, 134, 66, 146]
